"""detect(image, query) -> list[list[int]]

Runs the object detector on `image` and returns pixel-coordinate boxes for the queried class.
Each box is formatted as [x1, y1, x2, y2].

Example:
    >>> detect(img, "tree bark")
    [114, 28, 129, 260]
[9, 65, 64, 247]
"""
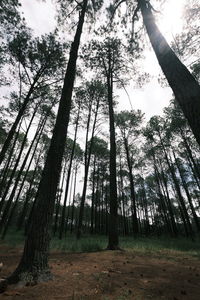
[106, 58, 119, 250]
[139, 0, 200, 146]
[123, 137, 139, 235]
[7, 0, 88, 284]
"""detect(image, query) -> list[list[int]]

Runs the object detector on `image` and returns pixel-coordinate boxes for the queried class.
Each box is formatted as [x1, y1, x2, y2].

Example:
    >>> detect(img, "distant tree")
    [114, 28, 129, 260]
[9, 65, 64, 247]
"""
[83, 34, 130, 249]
[76, 80, 107, 239]
[116, 110, 144, 235]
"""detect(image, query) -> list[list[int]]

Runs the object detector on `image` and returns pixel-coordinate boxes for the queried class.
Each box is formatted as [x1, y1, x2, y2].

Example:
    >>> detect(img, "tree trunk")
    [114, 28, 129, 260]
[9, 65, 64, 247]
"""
[70, 165, 78, 234]
[7, 0, 88, 284]
[156, 158, 178, 237]
[173, 150, 200, 232]
[59, 108, 80, 239]
[124, 137, 139, 235]
[0, 69, 44, 167]
[0, 107, 37, 215]
[76, 95, 100, 238]
[17, 147, 43, 231]
[90, 157, 96, 234]
[139, 0, 200, 146]
[106, 61, 119, 250]
[0, 115, 45, 233]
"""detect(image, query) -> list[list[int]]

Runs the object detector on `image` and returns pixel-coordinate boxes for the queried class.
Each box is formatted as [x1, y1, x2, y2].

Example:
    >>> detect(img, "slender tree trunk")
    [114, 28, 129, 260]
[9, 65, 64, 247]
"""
[70, 165, 78, 234]
[0, 69, 44, 167]
[94, 165, 100, 234]
[154, 166, 173, 235]
[181, 131, 200, 183]
[106, 61, 119, 250]
[173, 150, 200, 232]
[0, 121, 22, 210]
[0, 118, 22, 184]
[139, 0, 200, 146]
[0, 115, 45, 232]
[8, 0, 88, 284]
[119, 159, 128, 235]
[76, 96, 100, 238]
[140, 177, 150, 235]
[123, 137, 139, 235]
[53, 158, 68, 235]
[65, 169, 74, 234]
[160, 140, 194, 237]
[156, 158, 178, 237]
[59, 109, 80, 239]
[0, 108, 37, 215]
[1, 119, 46, 238]
[90, 157, 96, 234]
[17, 148, 43, 231]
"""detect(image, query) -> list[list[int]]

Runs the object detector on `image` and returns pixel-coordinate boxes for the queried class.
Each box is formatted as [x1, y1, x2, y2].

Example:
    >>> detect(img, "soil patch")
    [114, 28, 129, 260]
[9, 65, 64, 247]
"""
[0, 245, 200, 299]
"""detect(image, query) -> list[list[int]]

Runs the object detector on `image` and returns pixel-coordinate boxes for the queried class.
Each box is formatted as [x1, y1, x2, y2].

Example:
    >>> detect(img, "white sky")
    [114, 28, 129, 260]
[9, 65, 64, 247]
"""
[19, 0, 186, 121]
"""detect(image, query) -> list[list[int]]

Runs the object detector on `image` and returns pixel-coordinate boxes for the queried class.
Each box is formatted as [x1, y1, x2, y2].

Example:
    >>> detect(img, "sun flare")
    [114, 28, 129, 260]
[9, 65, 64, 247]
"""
[157, 0, 185, 39]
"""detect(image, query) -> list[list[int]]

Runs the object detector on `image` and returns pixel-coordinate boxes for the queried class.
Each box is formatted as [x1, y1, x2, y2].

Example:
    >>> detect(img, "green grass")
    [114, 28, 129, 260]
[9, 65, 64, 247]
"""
[50, 235, 105, 252]
[119, 235, 200, 259]
[1, 230, 200, 258]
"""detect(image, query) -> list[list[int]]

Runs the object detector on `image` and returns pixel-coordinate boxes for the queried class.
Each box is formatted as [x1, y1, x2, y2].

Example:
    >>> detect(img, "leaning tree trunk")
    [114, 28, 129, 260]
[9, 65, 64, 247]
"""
[173, 150, 200, 232]
[157, 160, 178, 237]
[7, 0, 88, 284]
[0, 108, 37, 215]
[139, 0, 200, 146]
[158, 132, 194, 237]
[0, 68, 44, 167]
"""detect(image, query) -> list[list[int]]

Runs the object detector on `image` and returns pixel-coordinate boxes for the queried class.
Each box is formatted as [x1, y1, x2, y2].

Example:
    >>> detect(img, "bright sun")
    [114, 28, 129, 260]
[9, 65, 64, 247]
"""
[157, 0, 185, 40]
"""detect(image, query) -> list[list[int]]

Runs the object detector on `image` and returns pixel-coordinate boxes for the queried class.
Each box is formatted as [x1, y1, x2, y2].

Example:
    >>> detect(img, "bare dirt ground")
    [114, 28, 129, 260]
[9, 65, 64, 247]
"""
[0, 245, 200, 300]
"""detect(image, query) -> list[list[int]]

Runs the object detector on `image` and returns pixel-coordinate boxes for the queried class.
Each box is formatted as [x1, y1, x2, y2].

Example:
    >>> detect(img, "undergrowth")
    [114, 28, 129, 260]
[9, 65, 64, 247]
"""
[1, 229, 200, 258]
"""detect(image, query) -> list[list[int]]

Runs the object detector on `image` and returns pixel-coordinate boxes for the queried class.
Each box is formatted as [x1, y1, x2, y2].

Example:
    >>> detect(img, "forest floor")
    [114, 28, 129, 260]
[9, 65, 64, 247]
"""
[0, 236, 200, 300]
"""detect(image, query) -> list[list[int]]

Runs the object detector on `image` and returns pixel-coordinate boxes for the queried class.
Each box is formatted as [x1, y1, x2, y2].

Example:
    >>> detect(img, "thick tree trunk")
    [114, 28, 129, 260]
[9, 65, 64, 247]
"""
[139, 0, 200, 146]
[7, 0, 88, 284]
